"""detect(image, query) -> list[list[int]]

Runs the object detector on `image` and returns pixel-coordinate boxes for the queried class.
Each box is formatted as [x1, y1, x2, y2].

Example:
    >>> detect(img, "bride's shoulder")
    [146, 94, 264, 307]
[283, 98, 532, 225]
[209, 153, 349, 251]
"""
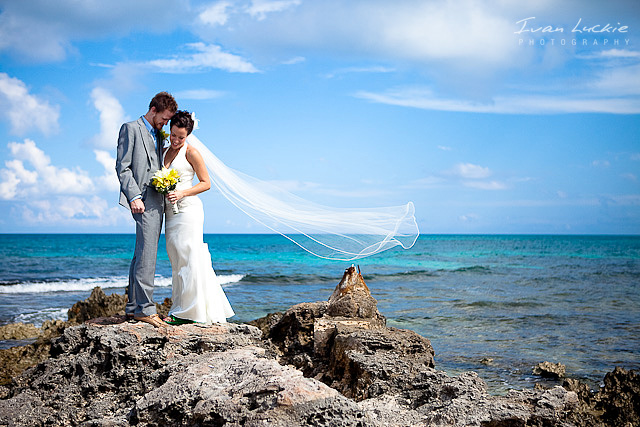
[185, 143, 200, 156]
[185, 143, 204, 162]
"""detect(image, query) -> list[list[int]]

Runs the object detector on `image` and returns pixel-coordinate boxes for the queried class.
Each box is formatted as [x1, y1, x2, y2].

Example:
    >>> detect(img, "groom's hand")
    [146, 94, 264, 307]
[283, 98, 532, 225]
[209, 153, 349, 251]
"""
[130, 198, 145, 214]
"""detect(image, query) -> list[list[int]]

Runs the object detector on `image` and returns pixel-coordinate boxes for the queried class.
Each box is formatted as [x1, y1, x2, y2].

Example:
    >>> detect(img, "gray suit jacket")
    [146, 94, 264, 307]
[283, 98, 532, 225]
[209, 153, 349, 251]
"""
[116, 117, 163, 209]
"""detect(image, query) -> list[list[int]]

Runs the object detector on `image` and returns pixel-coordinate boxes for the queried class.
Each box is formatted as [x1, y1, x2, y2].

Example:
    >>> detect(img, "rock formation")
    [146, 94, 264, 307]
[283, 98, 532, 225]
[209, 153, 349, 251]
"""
[0, 266, 638, 426]
[0, 287, 172, 386]
[533, 361, 566, 379]
[0, 319, 375, 426]
[0, 323, 40, 341]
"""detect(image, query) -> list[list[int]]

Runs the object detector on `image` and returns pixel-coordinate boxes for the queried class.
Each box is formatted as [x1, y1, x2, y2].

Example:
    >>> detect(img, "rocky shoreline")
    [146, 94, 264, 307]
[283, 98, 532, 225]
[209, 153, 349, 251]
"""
[0, 266, 638, 426]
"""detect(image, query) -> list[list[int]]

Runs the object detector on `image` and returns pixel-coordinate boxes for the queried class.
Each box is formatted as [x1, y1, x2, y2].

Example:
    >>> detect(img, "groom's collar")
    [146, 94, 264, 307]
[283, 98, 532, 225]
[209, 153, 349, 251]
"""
[141, 116, 155, 135]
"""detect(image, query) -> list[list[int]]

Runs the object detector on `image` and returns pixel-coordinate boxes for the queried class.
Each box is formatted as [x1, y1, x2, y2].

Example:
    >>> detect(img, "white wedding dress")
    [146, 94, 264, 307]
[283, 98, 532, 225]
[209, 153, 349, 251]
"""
[164, 143, 235, 323]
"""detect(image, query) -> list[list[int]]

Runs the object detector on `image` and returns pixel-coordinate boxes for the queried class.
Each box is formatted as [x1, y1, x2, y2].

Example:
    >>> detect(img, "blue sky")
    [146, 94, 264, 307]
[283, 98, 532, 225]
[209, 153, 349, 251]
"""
[0, 0, 638, 234]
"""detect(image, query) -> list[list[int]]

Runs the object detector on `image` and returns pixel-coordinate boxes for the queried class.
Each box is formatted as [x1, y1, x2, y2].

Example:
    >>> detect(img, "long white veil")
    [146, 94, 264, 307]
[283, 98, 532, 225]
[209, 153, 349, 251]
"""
[187, 133, 419, 260]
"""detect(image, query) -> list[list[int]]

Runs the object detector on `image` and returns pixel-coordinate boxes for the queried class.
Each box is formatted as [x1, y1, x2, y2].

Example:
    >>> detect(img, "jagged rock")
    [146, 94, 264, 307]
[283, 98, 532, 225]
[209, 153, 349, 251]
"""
[596, 367, 640, 426]
[0, 288, 173, 388]
[327, 265, 381, 319]
[131, 347, 373, 426]
[254, 266, 600, 426]
[262, 266, 434, 401]
[2, 272, 640, 427]
[561, 368, 640, 427]
[247, 311, 284, 338]
[0, 323, 39, 340]
[156, 297, 173, 319]
[0, 342, 51, 386]
[533, 361, 566, 379]
[326, 326, 435, 400]
[39, 319, 69, 340]
[0, 320, 75, 386]
[268, 301, 328, 373]
[0, 322, 69, 386]
[67, 286, 128, 323]
[0, 320, 374, 426]
[67, 287, 172, 325]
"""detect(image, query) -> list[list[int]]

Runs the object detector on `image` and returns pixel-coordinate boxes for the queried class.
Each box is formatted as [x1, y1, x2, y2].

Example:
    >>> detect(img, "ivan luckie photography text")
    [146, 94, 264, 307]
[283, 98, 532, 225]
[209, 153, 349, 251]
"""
[515, 17, 631, 46]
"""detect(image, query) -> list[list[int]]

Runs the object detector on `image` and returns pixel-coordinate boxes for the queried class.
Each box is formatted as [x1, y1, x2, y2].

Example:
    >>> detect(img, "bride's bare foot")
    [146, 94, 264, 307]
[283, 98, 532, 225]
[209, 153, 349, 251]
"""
[133, 314, 166, 328]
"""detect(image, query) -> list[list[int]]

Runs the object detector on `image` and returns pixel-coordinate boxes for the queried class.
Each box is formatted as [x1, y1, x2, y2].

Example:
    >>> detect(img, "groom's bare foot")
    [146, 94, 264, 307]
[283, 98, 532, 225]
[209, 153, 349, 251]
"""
[134, 314, 166, 328]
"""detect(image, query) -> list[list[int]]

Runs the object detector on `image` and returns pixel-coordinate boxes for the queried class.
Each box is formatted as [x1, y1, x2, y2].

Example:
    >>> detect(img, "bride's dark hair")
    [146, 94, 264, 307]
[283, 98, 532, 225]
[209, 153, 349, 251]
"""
[170, 110, 195, 135]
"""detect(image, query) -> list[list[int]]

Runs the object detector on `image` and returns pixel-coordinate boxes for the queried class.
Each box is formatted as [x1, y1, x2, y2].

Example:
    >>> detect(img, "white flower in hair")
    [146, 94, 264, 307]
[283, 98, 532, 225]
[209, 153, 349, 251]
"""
[191, 112, 199, 130]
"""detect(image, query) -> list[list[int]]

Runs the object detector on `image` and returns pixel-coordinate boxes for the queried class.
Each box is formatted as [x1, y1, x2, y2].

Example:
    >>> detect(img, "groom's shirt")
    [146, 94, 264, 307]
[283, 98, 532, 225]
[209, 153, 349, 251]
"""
[141, 116, 157, 148]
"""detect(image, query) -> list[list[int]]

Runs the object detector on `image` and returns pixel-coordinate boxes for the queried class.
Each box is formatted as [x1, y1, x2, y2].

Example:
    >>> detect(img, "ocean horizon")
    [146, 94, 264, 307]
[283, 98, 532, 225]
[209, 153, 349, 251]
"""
[1, 233, 638, 395]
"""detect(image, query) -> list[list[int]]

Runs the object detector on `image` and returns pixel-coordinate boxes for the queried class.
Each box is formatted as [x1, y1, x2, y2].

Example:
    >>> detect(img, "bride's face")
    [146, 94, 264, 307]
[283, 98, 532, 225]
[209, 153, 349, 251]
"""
[170, 126, 188, 150]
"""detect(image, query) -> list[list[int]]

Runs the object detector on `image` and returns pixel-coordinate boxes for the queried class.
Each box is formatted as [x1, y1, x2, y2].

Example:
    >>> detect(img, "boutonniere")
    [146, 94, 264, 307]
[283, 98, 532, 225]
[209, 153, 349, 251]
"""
[159, 129, 169, 142]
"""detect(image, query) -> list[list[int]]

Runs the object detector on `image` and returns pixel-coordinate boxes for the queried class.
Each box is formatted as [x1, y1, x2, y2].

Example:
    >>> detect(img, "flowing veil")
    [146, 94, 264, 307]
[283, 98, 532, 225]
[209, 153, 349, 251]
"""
[187, 133, 419, 260]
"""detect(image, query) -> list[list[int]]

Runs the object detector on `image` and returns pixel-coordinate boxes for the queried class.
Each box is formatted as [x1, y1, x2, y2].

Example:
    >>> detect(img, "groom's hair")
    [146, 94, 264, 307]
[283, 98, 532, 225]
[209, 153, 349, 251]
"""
[170, 110, 194, 135]
[149, 92, 178, 114]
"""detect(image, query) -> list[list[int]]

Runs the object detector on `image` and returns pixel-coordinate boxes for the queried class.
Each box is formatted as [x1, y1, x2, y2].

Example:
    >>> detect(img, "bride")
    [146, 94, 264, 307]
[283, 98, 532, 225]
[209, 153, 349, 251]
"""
[162, 110, 234, 325]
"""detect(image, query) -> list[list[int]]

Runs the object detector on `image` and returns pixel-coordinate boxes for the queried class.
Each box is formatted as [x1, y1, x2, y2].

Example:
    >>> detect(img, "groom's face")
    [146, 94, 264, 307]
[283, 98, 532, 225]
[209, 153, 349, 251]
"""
[151, 108, 174, 130]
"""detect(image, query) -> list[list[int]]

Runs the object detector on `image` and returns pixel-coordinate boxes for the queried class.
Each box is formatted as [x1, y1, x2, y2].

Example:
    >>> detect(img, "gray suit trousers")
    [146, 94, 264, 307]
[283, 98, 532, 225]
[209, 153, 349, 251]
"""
[127, 189, 164, 317]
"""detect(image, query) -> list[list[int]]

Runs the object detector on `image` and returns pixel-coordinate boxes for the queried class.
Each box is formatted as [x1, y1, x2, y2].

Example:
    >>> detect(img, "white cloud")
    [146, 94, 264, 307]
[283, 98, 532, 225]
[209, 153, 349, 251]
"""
[438, 145, 452, 151]
[192, 1, 640, 115]
[147, 43, 259, 73]
[94, 150, 120, 192]
[18, 196, 129, 226]
[597, 49, 640, 59]
[592, 160, 611, 168]
[90, 87, 128, 149]
[441, 163, 509, 190]
[590, 64, 640, 97]
[355, 86, 640, 114]
[0, 139, 94, 200]
[0, 73, 60, 135]
[0, 5, 68, 61]
[196, 0, 523, 69]
[246, 0, 301, 21]
[406, 165, 509, 191]
[368, 0, 517, 65]
[0, 0, 186, 62]
[325, 66, 396, 79]
[282, 56, 305, 65]
[463, 180, 508, 190]
[452, 163, 491, 179]
[199, 1, 233, 26]
[88, 88, 123, 191]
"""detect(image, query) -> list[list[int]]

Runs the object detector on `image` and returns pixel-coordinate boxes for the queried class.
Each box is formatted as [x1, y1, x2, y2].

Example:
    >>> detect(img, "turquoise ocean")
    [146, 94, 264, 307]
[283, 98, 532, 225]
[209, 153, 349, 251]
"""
[0, 234, 638, 394]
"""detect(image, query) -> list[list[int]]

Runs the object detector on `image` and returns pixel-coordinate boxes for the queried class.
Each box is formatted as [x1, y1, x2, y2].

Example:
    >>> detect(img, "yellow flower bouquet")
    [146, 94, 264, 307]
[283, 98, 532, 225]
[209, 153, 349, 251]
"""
[151, 167, 181, 214]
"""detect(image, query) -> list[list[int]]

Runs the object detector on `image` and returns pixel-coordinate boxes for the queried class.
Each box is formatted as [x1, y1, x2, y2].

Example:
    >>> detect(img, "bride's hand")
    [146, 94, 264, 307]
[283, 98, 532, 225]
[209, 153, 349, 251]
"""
[167, 191, 184, 203]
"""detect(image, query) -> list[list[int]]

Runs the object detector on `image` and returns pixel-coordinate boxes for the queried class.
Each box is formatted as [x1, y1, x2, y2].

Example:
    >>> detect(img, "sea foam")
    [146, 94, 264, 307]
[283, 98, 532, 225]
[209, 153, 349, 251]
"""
[0, 274, 244, 294]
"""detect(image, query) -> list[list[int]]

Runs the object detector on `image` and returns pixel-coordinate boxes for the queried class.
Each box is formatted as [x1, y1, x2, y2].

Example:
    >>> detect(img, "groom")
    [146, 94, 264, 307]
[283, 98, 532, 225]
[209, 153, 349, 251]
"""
[116, 92, 177, 327]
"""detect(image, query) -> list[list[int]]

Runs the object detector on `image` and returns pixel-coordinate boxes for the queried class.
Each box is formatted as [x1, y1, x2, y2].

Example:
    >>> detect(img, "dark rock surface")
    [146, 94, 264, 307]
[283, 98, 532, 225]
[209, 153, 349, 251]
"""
[0, 267, 639, 426]
[0, 287, 173, 386]
[1, 321, 374, 426]
[68, 286, 172, 324]
[595, 367, 640, 426]
[533, 361, 566, 379]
